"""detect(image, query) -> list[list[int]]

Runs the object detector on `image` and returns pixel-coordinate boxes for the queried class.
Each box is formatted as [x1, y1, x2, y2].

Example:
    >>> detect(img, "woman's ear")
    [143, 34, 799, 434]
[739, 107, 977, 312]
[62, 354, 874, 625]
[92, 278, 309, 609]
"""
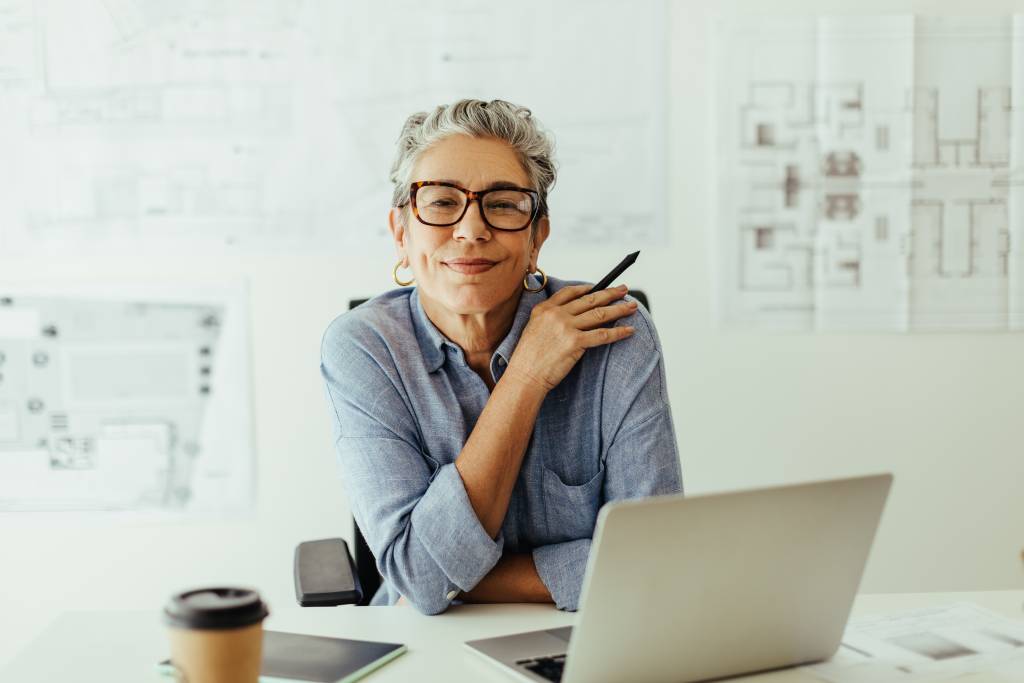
[528, 216, 551, 271]
[388, 207, 409, 263]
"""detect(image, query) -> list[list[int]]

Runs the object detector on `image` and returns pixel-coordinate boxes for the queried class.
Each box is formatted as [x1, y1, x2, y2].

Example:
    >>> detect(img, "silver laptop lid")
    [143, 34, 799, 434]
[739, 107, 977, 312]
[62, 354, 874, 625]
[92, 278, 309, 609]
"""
[562, 473, 892, 683]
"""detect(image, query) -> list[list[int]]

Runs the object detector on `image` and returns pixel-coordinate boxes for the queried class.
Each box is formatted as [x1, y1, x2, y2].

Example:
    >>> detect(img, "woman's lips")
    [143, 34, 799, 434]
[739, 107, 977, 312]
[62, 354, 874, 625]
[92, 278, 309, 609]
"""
[444, 261, 495, 274]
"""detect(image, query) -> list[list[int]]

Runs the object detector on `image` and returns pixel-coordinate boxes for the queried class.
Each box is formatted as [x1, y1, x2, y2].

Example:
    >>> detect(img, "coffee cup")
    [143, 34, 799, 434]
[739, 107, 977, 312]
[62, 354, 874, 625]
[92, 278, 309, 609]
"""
[163, 587, 270, 683]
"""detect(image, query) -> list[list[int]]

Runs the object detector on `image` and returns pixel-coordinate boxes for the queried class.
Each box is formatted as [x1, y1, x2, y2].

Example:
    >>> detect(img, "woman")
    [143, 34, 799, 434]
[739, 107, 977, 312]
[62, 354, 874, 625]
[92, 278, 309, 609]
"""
[320, 99, 682, 615]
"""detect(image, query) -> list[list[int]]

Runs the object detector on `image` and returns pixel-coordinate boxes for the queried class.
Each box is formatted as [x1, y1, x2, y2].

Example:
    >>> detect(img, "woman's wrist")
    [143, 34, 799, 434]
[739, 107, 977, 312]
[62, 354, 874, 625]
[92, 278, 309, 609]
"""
[460, 552, 552, 604]
[500, 362, 553, 399]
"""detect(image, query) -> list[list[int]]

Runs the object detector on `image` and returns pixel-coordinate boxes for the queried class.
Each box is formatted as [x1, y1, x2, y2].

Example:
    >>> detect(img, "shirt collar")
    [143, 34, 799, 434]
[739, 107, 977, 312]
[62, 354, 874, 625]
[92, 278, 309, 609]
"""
[409, 275, 548, 374]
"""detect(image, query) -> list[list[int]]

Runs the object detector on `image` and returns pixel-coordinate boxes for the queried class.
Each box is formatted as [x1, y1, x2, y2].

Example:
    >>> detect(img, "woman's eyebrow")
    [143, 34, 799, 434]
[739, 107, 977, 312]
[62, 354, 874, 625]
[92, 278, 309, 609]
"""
[485, 181, 525, 190]
[435, 179, 526, 190]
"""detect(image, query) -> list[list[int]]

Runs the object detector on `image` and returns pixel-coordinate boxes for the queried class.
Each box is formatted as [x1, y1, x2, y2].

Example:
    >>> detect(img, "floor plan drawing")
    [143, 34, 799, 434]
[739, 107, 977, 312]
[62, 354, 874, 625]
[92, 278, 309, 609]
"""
[717, 15, 1024, 331]
[0, 283, 253, 512]
[0, 0, 667, 253]
[0, 0, 37, 87]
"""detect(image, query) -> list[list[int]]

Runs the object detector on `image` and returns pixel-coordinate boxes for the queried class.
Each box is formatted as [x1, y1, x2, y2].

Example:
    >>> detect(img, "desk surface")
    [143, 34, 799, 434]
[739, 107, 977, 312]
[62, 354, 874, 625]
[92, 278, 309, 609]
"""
[4, 591, 1024, 682]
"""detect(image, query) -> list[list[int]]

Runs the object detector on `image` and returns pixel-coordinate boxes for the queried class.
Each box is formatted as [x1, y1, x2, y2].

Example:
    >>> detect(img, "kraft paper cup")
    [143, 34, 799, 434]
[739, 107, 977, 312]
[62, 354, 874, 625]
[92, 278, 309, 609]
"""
[163, 587, 269, 683]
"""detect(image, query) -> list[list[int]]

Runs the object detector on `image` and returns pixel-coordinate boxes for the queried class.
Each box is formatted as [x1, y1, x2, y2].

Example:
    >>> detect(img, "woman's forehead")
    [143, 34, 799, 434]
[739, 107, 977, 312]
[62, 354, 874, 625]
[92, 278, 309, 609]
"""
[412, 135, 530, 187]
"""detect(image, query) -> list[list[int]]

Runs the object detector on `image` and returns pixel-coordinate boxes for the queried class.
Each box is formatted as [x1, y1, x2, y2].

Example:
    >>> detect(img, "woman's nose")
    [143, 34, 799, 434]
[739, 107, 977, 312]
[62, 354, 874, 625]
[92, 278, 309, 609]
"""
[452, 200, 491, 241]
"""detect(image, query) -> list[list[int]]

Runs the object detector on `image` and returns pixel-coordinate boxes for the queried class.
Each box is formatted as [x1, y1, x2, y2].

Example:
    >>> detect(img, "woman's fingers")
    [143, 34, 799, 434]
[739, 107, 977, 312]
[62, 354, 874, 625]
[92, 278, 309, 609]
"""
[545, 283, 593, 306]
[562, 284, 629, 316]
[576, 300, 639, 331]
[579, 323, 635, 349]
[510, 283, 638, 394]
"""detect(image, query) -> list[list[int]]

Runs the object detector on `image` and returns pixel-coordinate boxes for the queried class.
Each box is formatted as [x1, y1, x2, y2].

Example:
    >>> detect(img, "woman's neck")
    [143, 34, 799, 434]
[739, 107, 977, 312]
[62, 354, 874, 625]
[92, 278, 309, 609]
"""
[419, 288, 521, 362]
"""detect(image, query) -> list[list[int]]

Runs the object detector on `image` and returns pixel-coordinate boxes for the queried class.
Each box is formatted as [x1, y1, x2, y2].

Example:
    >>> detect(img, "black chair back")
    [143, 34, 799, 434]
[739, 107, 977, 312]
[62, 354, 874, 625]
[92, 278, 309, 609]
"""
[347, 298, 381, 606]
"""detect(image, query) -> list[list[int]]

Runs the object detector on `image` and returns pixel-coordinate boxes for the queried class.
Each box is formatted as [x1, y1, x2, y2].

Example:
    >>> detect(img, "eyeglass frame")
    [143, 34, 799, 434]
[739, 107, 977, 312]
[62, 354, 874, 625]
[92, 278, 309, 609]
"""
[403, 180, 542, 232]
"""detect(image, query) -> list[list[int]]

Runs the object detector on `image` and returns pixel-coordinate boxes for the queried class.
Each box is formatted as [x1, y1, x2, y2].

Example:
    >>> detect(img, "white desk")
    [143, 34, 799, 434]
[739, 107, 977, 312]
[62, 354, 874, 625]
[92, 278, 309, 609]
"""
[4, 591, 1023, 682]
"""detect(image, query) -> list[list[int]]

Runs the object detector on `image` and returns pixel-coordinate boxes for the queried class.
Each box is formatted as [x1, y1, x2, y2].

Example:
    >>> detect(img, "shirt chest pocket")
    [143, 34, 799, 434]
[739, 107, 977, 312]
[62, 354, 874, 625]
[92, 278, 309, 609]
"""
[540, 462, 605, 544]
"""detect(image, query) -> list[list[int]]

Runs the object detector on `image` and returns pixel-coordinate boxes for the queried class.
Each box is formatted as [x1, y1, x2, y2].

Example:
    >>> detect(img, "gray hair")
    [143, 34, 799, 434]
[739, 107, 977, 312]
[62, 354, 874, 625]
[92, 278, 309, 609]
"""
[389, 99, 557, 221]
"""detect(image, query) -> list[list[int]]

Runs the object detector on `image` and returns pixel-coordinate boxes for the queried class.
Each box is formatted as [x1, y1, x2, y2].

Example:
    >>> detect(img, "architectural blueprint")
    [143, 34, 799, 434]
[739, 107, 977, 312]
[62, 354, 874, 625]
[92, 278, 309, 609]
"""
[0, 0, 667, 252]
[717, 16, 1024, 331]
[0, 283, 253, 512]
[805, 603, 1024, 682]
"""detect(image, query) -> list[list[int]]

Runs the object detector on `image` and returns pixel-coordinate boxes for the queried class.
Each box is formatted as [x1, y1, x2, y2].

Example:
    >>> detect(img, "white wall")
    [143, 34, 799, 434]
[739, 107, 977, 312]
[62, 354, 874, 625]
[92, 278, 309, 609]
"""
[2, 0, 1023, 669]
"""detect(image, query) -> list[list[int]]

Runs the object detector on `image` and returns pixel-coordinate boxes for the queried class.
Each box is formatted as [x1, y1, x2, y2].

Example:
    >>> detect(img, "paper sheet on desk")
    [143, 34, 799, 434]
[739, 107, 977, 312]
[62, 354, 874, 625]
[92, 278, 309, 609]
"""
[803, 603, 1024, 682]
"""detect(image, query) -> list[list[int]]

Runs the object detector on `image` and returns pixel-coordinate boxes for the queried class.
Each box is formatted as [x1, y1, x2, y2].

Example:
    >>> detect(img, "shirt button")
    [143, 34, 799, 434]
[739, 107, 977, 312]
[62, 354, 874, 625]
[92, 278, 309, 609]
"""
[445, 590, 458, 601]
[498, 358, 506, 366]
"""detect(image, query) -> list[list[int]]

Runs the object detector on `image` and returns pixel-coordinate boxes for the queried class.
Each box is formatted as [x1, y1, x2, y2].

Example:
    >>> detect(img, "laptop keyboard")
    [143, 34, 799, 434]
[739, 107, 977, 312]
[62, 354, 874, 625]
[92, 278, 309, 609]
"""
[517, 653, 566, 682]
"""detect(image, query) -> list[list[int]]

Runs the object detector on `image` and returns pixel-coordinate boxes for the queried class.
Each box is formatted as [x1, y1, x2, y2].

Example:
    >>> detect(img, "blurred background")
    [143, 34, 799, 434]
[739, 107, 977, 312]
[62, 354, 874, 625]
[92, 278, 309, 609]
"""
[1, 0, 1022, 668]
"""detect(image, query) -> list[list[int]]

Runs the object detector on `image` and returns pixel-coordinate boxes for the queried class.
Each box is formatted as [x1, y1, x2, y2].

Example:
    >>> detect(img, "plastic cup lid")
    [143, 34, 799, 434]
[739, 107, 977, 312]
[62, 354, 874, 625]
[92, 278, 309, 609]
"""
[163, 587, 269, 630]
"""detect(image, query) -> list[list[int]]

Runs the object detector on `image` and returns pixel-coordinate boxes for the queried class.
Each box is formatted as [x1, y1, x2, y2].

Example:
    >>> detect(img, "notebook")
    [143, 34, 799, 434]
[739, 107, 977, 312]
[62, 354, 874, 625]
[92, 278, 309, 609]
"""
[158, 629, 406, 683]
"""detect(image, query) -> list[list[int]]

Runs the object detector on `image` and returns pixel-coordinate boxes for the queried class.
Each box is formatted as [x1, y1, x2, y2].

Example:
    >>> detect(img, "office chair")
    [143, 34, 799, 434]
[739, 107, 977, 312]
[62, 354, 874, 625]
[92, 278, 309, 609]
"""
[294, 290, 650, 607]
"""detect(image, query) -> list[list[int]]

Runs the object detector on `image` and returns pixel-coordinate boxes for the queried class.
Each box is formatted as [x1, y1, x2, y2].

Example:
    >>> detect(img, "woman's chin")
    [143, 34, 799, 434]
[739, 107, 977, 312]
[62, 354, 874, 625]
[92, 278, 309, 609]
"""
[442, 291, 506, 315]
[425, 279, 522, 315]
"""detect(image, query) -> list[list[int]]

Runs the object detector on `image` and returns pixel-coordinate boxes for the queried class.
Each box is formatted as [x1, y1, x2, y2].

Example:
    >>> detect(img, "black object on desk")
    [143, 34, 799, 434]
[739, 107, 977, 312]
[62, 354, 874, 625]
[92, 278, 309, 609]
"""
[159, 629, 406, 682]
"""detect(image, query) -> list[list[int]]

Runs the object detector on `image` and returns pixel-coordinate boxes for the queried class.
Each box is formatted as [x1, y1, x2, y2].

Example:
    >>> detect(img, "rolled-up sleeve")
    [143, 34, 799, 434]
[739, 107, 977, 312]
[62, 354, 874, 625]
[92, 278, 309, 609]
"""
[533, 539, 592, 610]
[321, 318, 503, 615]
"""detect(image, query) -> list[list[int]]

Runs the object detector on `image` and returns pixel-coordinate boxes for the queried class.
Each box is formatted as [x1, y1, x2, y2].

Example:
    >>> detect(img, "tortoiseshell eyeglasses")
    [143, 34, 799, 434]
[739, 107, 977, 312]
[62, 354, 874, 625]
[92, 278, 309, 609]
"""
[405, 181, 540, 232]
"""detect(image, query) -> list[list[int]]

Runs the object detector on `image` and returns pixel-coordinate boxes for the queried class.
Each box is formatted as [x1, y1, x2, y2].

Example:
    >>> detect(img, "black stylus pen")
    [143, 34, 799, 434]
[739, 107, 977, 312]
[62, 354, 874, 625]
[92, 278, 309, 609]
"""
[587, 250, 640, 294]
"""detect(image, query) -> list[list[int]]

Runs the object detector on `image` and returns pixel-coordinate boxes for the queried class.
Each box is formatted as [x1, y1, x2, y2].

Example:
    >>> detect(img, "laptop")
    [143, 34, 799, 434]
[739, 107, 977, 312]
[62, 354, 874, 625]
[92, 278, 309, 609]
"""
[465, 473, 892, 683]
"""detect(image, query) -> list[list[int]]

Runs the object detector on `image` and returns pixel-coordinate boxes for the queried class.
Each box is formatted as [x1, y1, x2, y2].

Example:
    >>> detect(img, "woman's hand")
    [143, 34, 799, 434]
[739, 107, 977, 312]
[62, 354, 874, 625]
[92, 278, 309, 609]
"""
[505, 284, 637, 394]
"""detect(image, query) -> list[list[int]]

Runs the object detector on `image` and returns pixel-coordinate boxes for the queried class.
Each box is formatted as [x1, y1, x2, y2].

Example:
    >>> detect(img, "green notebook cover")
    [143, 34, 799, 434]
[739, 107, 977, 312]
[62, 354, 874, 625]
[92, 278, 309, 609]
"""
[158, 629, 407, 683]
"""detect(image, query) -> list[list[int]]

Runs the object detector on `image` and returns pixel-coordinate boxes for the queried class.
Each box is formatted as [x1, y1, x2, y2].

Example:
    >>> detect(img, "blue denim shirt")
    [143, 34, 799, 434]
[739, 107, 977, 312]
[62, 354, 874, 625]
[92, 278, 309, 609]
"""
[319, 274, 682, 615]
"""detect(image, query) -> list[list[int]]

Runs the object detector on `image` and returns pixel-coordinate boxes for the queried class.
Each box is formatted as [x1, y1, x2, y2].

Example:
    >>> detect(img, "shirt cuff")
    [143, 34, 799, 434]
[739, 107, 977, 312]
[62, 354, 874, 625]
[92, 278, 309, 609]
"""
[411, 462, 504, 593]
[533, 538, 593, 611]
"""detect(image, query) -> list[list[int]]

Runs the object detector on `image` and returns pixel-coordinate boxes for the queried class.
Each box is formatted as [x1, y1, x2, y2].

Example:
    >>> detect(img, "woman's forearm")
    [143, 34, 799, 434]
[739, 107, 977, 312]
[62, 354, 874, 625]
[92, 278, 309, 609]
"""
[454, 370, 547, 538]
[460, 552, 552, 604]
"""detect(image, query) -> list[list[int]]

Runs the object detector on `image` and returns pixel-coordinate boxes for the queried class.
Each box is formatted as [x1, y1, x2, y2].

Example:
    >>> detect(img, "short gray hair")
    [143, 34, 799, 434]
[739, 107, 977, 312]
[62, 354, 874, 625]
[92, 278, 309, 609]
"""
[389, 99, 557, 219]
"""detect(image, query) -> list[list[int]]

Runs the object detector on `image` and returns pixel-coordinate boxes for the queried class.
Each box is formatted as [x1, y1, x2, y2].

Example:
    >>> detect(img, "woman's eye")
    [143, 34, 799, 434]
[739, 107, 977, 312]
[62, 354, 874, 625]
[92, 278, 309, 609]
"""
[429, 199, 457, 207]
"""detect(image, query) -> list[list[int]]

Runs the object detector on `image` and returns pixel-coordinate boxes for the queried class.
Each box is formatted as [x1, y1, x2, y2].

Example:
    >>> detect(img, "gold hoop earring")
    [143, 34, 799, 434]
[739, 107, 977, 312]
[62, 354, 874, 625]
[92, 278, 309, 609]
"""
[393, 261, 415, 286]
[523, 267, 547, 292]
